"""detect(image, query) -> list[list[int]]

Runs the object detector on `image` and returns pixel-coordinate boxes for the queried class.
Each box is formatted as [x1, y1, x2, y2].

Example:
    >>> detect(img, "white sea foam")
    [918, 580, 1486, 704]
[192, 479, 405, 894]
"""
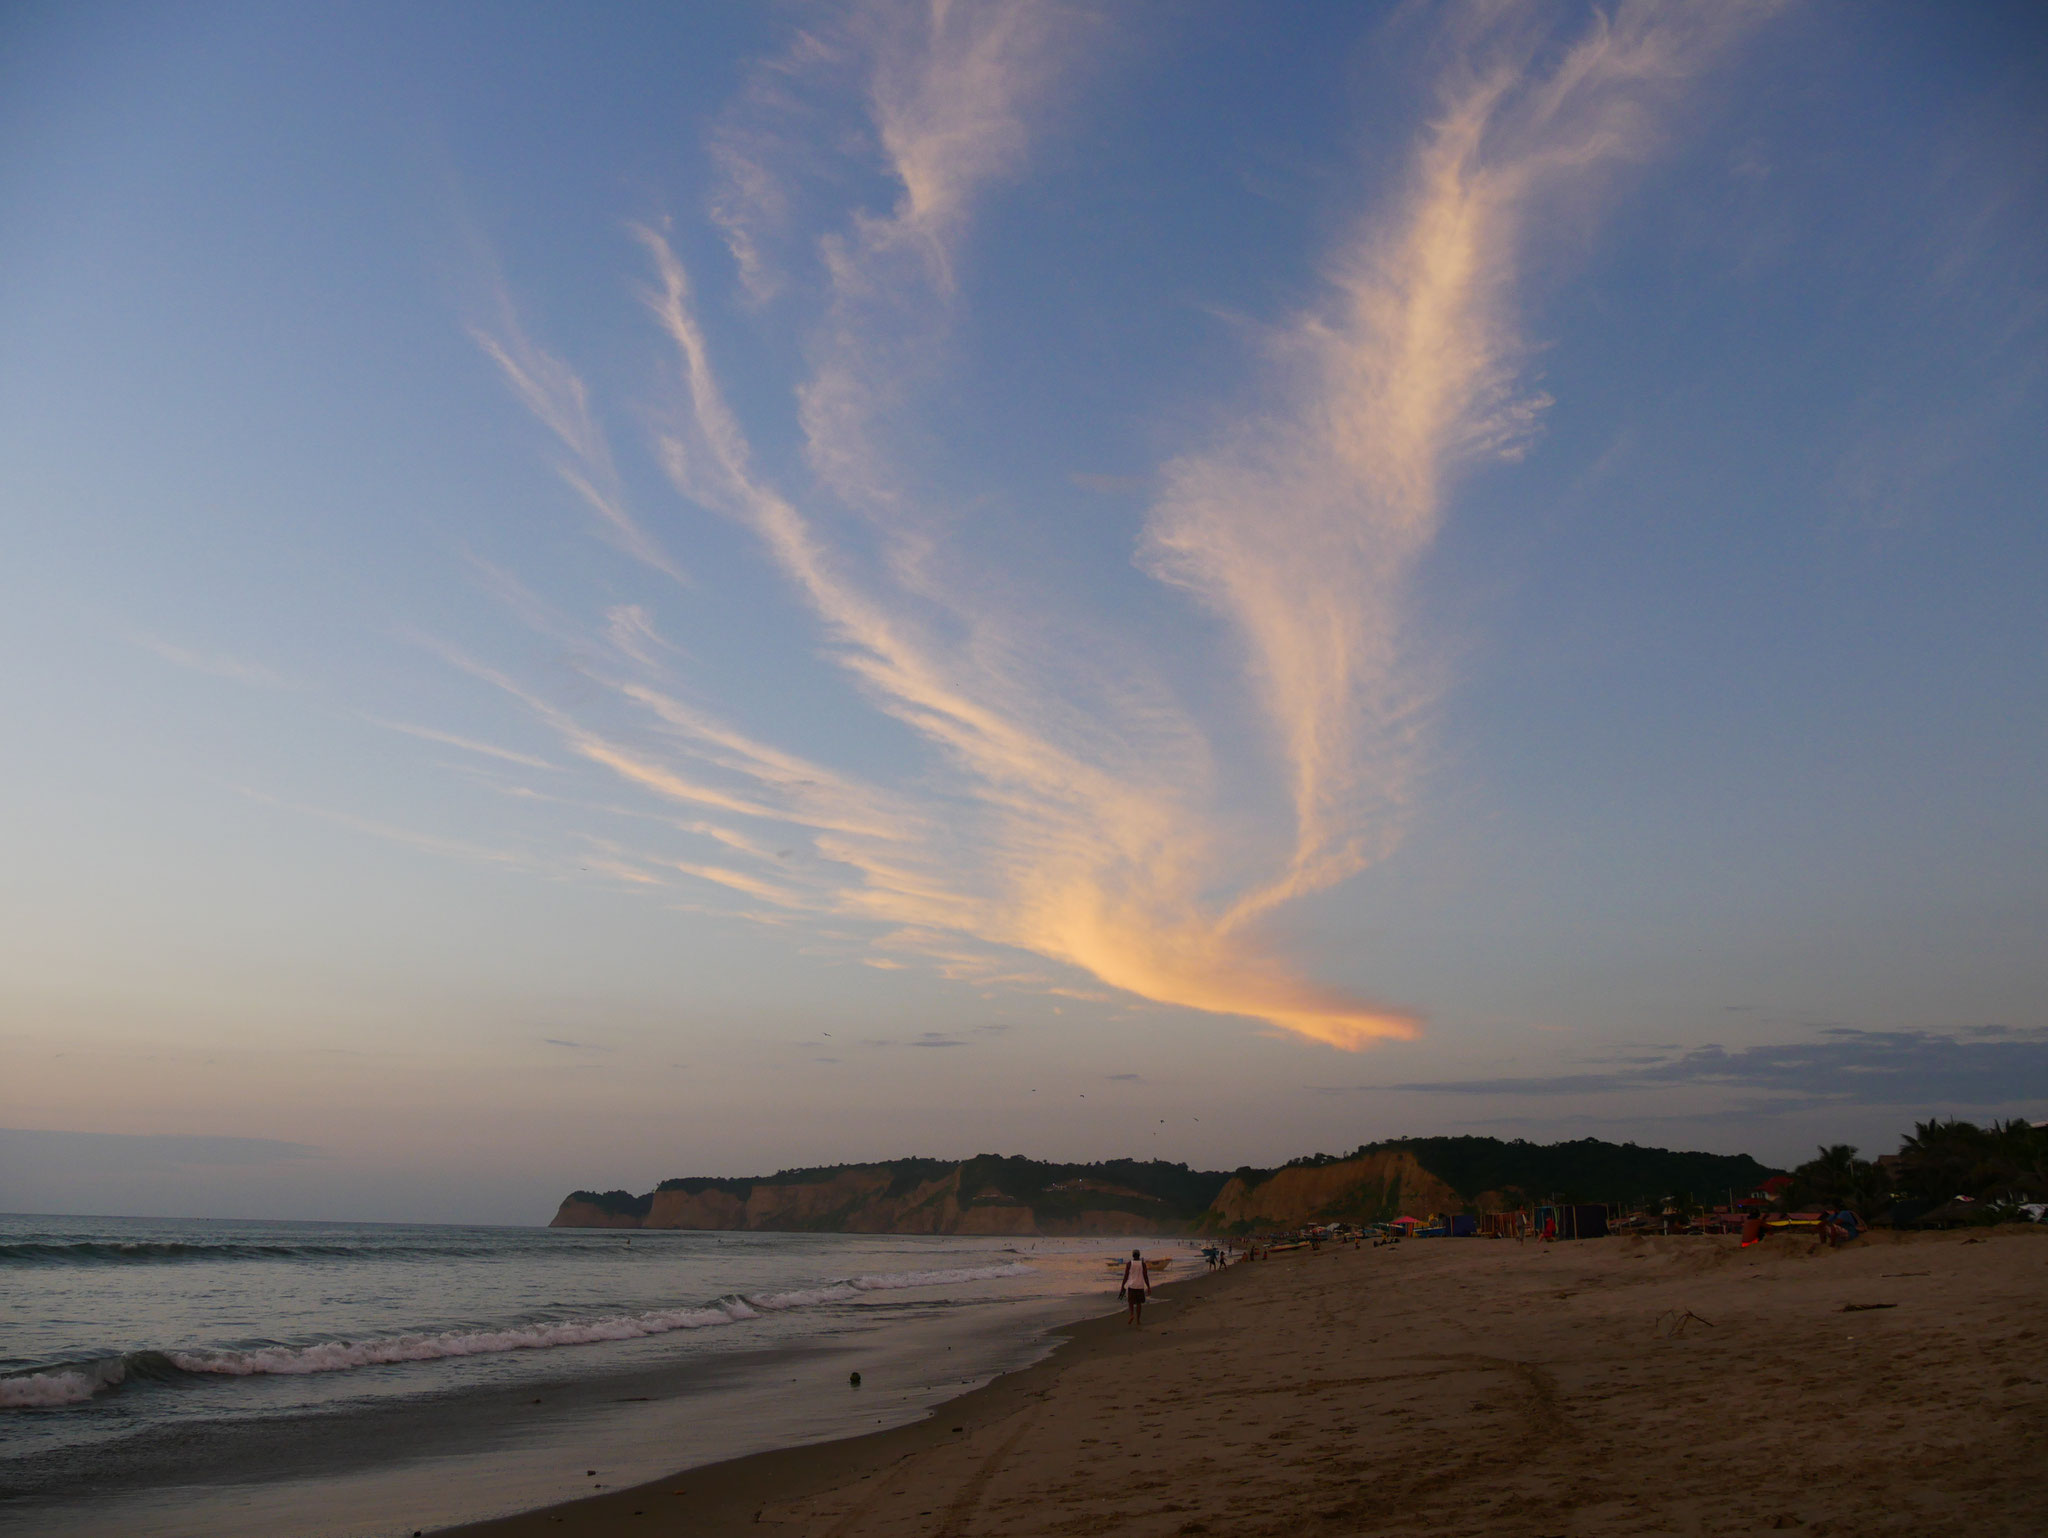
[166, 1301, 758, 1376]
[848, 1262, 1034, 1290]
[0, 1362, 125, 1408]
[156, 1260, 1035, 1381]
[743, 1262, 1030, 1312]
[746, 1284, 860, 1309]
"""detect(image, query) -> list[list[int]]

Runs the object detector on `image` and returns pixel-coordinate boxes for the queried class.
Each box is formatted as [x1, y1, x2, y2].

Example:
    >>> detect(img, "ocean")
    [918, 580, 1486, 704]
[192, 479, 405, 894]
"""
[0, 1213, 1178, 1536]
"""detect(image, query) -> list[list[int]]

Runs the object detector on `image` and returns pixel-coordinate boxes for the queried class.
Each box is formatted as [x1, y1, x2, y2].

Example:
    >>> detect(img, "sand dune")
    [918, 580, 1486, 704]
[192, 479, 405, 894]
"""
[448, 1226, 2046, 1538]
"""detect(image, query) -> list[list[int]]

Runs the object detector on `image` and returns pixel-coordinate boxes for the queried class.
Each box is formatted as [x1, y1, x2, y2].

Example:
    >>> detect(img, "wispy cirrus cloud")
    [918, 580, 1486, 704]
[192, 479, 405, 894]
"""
[706, 21, 843, 305]
[236, 786, 537, 871]
[361, 717, 558, 771]
[469, 280, 688, 585]
[447, 2, 1765, 1051]
[1147, 1, 1763, 930]
[138, 635, 286, 688]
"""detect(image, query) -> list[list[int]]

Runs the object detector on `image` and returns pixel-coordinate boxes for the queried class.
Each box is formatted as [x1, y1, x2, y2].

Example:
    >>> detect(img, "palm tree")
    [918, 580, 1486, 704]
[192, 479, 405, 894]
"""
[1897, 1119, 1987, 1201]
[1847, 1159, 1894, 1215]
[1792, 1144, 1863, 1207]
[1986, 1118, 2048, 1201]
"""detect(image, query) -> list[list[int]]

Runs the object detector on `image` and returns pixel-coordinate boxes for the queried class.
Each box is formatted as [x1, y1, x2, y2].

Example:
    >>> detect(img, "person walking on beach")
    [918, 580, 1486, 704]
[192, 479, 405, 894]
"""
[1120, 1249, 1151, 1327]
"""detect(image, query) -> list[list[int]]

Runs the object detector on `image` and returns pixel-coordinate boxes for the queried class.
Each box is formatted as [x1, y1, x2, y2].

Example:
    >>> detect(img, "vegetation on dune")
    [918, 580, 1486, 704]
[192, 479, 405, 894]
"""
[1784, 1143, 1893, 1212]
[1897, 1117, 2047, 1202]
[1785, 1118, 2046, 1223]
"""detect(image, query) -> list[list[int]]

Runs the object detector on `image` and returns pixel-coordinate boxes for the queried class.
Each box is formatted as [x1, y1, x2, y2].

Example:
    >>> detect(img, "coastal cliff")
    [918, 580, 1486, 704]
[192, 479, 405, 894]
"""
[1199, 1150, 1466, 1232]
[552, 1155, 1221, 1235]
[553, 1189, 651, 1228]
[551, 1137, 1780, 1234]
[552, 1199, 645, 1229]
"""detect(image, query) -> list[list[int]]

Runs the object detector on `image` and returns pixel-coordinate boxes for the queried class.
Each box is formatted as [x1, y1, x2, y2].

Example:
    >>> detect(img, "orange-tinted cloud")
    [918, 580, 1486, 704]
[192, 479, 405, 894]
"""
[452, 2, 1761, 1049]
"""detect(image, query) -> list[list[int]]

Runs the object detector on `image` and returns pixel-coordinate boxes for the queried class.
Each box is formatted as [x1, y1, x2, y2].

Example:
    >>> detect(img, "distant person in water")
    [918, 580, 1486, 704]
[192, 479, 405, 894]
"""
[1121, 1249, 1151, 1326]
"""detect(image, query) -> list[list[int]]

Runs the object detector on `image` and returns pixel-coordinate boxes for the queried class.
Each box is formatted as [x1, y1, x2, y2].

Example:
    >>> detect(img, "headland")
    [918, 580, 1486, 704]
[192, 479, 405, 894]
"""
[550, 1136, 1780, 1235]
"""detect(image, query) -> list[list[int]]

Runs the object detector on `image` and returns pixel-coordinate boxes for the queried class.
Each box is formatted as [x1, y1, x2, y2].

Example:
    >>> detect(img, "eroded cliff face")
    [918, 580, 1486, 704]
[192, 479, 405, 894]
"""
[644, 1186, 748, 1229]
[1201, 1151, 1465, 1230]
[553, 1163, 1194, 1234]
[554, 1137, 1753, 1233]
[548, 1200, 646, 1229]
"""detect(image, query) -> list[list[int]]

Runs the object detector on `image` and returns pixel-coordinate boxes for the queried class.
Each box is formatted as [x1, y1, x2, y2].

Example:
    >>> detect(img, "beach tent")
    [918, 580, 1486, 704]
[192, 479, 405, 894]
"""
[1449, 1214, 1478, 1237]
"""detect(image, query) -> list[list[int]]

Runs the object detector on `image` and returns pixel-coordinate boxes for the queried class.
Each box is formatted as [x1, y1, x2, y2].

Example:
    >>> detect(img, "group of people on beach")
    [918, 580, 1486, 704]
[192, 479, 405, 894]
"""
[1739, 1206, 1862, 1247]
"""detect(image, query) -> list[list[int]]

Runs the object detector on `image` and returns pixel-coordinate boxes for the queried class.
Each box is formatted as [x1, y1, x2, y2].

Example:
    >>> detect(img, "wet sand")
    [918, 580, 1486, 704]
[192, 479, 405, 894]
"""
[444, 1227, 2047, 1538]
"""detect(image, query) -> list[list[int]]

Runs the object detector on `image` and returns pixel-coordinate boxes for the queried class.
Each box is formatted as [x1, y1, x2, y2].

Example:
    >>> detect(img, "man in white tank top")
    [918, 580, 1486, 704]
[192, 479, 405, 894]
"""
[1120, 1249, 1151, 1326]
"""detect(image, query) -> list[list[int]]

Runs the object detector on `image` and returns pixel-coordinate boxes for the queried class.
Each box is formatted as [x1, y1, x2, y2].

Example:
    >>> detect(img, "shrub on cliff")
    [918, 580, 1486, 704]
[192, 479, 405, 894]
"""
[567, 1189, 653, 1219]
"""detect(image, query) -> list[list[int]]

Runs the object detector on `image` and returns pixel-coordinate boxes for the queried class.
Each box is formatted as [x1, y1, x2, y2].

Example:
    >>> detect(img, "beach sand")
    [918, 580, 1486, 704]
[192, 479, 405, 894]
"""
[445, 1226, 2047, 1538]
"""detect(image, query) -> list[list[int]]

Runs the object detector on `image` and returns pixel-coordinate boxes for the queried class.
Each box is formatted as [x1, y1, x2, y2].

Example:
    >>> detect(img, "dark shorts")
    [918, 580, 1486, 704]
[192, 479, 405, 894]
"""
[1126, 1287, 1147, 1302]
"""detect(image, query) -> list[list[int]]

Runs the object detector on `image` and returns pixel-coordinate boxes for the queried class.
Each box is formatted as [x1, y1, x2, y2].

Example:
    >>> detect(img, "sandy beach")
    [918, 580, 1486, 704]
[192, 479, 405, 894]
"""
[446, 1226, 2046, 1538]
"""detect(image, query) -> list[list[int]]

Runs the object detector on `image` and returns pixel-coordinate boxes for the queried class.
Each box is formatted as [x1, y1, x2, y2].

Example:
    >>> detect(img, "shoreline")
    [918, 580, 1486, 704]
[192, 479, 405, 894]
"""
[0, 1230, 1146, 1538]
[442, 1228, 2046, 1537]
[438, 1259, 1229, 1537]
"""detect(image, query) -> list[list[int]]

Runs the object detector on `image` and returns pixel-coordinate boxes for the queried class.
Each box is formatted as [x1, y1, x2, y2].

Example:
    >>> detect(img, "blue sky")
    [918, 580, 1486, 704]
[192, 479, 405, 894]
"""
[3, 1, 2043, 1222]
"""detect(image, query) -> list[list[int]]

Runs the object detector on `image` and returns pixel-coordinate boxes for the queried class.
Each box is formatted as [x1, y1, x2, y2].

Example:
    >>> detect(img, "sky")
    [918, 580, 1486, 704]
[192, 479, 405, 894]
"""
[2, 1, 2044, 1224]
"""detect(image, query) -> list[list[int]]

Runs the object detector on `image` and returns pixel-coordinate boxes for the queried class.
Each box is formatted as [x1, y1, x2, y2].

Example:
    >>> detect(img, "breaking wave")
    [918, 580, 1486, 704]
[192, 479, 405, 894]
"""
[0, 1352, 182, 1408]
[1, 1367, 117, 1409]
[2, 1260, 1034, 1408]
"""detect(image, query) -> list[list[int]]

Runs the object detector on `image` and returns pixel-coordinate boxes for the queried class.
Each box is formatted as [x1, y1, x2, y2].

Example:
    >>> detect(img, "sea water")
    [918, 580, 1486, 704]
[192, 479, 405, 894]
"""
[0, 1214, 1176, 1536]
